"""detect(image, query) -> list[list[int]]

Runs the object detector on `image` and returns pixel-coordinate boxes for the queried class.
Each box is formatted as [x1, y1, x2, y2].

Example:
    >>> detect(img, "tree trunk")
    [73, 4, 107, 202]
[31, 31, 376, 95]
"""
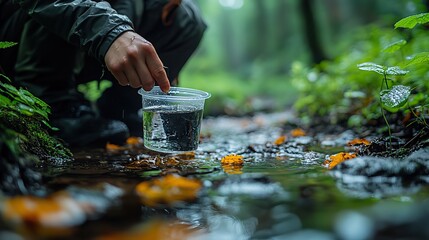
[299, 0, 328, 64]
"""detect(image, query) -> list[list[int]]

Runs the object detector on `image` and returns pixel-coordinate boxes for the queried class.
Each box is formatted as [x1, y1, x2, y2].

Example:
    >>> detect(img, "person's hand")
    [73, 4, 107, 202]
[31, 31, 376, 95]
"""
[104, 31, 170, 92]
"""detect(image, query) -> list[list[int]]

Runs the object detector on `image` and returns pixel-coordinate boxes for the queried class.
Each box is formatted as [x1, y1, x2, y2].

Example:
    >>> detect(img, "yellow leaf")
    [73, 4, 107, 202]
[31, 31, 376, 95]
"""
[106, 143, 123, 151]
[291, 128, 306, 137]
[222, 165, 243, 175]
[135, 174, 202, 206]
[1, 192, 85, 238]
[274, 135, 287, 145]
[324, 152, 357, 169]
[347, 138, 371, 146]
[221, 154, 244, 166]
[97, 220, 200, 240]
[126, 137, 143, 145]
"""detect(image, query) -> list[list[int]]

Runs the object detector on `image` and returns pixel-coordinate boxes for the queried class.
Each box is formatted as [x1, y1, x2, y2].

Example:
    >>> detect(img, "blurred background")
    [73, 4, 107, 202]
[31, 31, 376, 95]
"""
[179, 0, 429, 116]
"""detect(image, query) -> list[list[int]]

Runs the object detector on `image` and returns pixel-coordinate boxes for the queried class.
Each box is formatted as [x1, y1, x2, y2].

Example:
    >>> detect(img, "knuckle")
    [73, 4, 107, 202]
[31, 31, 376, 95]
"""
[142, 43, 156, 55]
[108, 58, 129, 72]
[107, 62, 121, 73]
[126, 47, 139, 59]
[142, 40, 153, 47]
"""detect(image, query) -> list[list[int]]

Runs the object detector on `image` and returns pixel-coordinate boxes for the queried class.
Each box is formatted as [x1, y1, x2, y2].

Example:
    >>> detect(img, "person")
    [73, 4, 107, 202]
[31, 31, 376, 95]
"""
[0, 0, 206, 147]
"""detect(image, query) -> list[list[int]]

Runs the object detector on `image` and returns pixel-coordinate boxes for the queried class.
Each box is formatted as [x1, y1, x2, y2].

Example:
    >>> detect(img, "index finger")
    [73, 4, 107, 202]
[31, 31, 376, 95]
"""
[151, 64, 170, 93]
[144, 49, 170, 92]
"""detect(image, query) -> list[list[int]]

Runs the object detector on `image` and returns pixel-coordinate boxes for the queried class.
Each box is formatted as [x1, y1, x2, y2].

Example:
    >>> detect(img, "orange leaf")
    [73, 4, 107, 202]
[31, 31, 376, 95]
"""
[2, 193, 85, 228]
[97, 220, 200, 240]
[126, 137, 143, 145]
[135, 174, 202, 206]
[106, 143, 123, 151]
[291, 128, 306, 137]
[221, 154, 244, 166]
[325, 152, 357, 169]
[222, 165, 243, 175]
[347, 138, 370, 146]
[274, 135, 287, 145]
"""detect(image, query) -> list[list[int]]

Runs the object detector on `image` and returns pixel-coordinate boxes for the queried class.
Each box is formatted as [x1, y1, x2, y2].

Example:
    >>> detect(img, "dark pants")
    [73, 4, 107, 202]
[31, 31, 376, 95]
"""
[0, 0, 206, 114]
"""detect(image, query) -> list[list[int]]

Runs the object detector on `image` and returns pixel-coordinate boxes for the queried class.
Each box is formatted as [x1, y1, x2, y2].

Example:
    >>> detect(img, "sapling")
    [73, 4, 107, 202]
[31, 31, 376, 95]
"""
[357, 62, 410, 147]
[355, 12, 429, 148]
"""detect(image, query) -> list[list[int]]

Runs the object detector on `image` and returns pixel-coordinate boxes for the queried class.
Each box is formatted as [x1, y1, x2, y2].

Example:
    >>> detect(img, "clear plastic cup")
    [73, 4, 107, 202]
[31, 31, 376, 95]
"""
[138, 86, 211, 153]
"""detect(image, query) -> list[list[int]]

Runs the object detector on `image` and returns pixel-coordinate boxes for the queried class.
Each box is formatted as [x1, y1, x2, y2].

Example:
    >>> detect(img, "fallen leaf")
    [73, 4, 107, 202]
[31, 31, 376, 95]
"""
[291, 128, 306, 137]
[324, 152, 357, 169]
[274, 135, 287, 145]
[2, 193, 85, 227]
[222, 165, 243, 175]
[126, 137, 143, 146]
[106, 143, 124, 151]
[135, 174, 202, 206]
[97, 220, 201, 240]
[221, 154, 244, 166]
[347, 138, 371, 146]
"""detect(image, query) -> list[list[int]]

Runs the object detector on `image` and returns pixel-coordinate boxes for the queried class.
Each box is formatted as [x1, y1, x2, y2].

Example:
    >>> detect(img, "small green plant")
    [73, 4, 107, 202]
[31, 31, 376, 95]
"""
[77, 80, 112, 103]
[357, 62, 410, 145]
[356, 12, 429, 145]
[291, 11, 429, 132]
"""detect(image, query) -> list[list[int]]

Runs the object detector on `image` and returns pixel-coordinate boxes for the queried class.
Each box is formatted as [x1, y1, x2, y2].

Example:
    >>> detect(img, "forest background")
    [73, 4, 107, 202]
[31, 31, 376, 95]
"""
[157, 0, 429, 118]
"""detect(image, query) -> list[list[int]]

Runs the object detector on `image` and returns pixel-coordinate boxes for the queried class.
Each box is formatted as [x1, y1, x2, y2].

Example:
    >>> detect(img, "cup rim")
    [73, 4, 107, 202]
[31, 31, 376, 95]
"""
[138, 86, 211, 101]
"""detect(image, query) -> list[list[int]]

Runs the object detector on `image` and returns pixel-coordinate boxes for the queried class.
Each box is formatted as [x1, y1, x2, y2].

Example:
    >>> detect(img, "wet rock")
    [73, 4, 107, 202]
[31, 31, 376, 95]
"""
[0, 141, 45, 196]
[331, 148, 429, 197]
[333, 148, 429, 178]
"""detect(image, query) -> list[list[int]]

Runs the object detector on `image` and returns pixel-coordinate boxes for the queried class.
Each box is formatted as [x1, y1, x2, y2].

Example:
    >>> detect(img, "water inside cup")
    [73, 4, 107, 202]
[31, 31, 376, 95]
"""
[138, 86, 210, 153]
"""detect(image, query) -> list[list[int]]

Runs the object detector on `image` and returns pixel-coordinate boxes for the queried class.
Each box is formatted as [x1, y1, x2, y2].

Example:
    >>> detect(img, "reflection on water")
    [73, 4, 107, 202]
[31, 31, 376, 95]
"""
[2, 112, 429, 239]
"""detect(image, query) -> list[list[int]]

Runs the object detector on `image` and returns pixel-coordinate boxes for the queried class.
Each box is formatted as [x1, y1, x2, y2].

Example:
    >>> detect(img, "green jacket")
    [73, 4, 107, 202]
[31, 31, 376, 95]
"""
[9, 0, 142, 62]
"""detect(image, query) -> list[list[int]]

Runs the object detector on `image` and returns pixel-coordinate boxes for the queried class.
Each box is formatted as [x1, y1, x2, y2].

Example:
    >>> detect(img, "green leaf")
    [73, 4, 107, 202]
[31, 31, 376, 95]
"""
[385, 66, 408, 76]
[0, 95, 11, 106]
[357, 62, 386, 75]
[382, 40, 407, 53]
[403, 52, 429, 67]
[380, 85, 411, 111]
[0, 73, 11, 82]
[18, 88, 36, 105]
[0, 41, 17, 49]
[394, 13, 429, 29]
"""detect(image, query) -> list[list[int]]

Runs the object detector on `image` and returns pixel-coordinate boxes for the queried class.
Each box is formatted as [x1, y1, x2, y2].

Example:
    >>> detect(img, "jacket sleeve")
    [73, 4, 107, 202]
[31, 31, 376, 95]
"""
[109, 0, 144, 30]
[12, 0, 135, 62]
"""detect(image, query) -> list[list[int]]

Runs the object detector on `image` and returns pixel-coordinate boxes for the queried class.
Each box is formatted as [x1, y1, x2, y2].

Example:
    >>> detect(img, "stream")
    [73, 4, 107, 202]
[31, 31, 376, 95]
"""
[2, 111, 429, 240]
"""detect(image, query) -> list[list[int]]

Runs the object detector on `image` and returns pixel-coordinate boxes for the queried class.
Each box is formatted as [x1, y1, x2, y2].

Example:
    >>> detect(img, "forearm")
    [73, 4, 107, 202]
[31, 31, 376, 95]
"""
[12, 0, 135, 62]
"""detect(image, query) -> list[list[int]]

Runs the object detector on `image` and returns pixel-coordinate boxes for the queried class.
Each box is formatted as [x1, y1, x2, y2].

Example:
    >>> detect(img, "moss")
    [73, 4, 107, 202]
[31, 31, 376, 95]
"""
[0, 80, 73, 194]
[0, 79, 72, 159]
[0, 107, 72, 161]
